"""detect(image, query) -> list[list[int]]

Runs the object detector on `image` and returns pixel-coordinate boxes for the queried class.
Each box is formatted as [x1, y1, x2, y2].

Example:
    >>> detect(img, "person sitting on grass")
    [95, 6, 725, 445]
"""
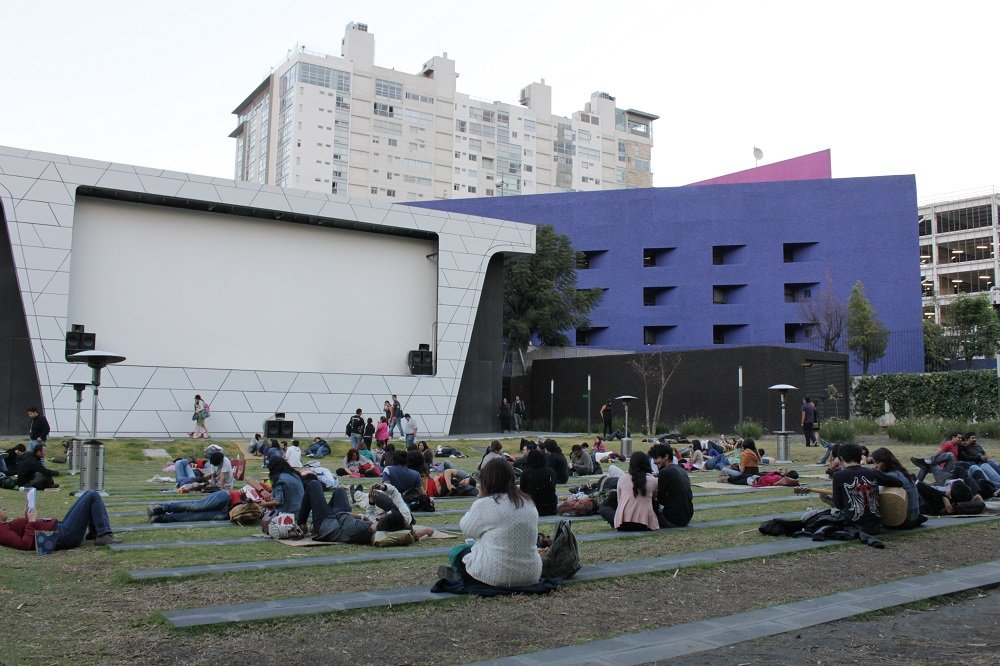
[519, 448, 558, 516]
[543, 439, 570, 484]
[336, 447, 378, 478]
[649, 444, 694, 528]
[828, 442, 904, 534]
[248, 433, 266, 456]
[478, 440, 505, 471]
[569, 444, 594, 476]
[871, 447, 922, 526]
[719, 438, 760, 485]
[599, 451, 660, 531]
[382, 449, 422, 494]
[260, 455, 304, 515]
[448, 458, 542, 587]
[15, 443, 59, 490]
[0, 490, 119, 549]
[201, 445, 234, 490]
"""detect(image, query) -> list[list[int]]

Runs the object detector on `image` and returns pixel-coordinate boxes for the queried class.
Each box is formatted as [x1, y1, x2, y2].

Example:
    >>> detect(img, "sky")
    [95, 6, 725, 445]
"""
[2, 0, 997, 202]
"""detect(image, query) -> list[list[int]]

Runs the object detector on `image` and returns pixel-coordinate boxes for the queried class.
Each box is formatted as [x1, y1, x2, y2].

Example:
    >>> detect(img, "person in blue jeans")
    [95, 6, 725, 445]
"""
[148, 490, 237, 523]
[704, 450, 729, 471]
[174, 456, 199, 487]
[306, 437, 331, 458]
[0, 489, 119, 550]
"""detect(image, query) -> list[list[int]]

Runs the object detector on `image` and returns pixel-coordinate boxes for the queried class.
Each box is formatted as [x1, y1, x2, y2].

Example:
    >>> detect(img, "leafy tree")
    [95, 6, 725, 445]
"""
[922, 319, 948, 372]
[627, 351, 684, 435]
[846, 280, 889, 375]
[950, 293, 1000, 369]
[799, 271, 846, 351]
[504, 224, 603, 371]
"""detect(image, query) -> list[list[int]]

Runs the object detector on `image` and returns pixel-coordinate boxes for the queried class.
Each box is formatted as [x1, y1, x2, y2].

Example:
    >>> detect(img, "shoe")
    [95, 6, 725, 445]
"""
[910, 457, 929, 471]
[188, 432, 194, 438]
[95, 534, 120, 546]
[148, 515, 162, 524]
[147, 505, 164, 518]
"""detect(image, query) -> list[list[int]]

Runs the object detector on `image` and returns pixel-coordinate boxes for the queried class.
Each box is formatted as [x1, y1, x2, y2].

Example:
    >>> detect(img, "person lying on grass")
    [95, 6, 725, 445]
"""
[295, 479, 433, 544]
[0, 490, 119, 549]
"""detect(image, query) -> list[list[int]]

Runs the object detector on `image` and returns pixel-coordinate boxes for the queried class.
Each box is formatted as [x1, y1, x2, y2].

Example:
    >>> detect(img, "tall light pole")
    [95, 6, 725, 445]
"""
[68, 350, 126, 496]
[768, 384, 797, 464]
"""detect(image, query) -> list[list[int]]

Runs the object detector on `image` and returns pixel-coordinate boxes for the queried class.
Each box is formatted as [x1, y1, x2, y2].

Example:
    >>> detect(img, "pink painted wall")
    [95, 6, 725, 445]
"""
[686, 149, 832, 186]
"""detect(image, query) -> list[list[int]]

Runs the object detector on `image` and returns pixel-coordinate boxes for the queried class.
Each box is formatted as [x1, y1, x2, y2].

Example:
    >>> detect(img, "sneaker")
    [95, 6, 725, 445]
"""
[188, 432, 194, 438]
[147, 505, 163, 518]
[148, 515, 162, 524]
[910, 456, 929, 471]
[95, 534, 120, 545]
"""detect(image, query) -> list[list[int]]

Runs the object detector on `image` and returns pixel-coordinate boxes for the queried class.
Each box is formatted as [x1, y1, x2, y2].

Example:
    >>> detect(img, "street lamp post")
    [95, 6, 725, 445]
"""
[615, 395, 637, 457]
[68, 350, 126, 496]
[768, 384, 797, 464]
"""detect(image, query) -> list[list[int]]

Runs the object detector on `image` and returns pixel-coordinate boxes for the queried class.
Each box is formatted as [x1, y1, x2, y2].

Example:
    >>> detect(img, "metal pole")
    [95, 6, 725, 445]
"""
[587, 374, 592, 434]
[738, 366, 744, 433]
[90, 366, 101, 439]
[780, 393, 787, 433]
[995, 351, 1000, 417]
[549, 379, 554, 432]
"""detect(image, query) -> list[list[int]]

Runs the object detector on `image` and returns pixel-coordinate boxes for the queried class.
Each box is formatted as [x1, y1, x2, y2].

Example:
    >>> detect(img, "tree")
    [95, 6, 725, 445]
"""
[846, 280, 889, 375]
[950, 293, 1000, 369]
[799, 271, 847, 351]
[627, 351, 683, 435]
[922, 319, 949, 372]
[504, 224, 603, 371]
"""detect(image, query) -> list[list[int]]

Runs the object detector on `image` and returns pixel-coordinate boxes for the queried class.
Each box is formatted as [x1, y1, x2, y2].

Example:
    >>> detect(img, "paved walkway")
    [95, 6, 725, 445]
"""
[126, 513, 802, 574]
[464, 559, 1000, 665]
[159, 515, 994, 627]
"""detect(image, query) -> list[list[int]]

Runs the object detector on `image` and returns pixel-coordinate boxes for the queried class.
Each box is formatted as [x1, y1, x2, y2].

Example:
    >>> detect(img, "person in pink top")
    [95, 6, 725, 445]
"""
[375, 416, 390, 450]
[598, 451, 659, 531]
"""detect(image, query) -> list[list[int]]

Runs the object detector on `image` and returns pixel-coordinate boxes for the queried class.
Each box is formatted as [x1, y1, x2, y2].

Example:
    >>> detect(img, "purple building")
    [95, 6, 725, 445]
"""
[411, 173, 923, 375]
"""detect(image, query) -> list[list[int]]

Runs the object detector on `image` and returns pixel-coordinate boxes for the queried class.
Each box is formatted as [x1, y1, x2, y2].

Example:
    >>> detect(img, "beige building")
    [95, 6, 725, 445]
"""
[230, 21, 656, 201]
[919, 190, 1000, 323]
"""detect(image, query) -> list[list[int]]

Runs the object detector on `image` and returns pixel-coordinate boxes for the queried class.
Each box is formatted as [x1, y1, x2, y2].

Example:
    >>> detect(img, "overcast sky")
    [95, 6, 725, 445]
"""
[2, 1, 996, 202]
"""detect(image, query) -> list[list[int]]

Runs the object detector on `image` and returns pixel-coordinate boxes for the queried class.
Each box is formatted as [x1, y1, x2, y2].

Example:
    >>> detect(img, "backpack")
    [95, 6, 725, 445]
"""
[229, 502, 263, 525]
[265, 511, 304, 539]
[0, 474, 17, 490]
[402, 487, 435, 512]
[541, 519, 581, 579]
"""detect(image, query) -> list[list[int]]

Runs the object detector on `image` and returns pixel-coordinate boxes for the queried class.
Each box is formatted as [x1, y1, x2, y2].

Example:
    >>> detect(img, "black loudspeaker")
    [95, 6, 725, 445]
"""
[65, 329, 96, 362]
[408, 349, 433, 375]
[264, 419, 294, 439]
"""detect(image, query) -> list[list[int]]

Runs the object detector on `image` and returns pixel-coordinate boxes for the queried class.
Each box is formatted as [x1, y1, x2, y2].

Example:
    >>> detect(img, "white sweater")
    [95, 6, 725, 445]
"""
[460, 494, 542, 587]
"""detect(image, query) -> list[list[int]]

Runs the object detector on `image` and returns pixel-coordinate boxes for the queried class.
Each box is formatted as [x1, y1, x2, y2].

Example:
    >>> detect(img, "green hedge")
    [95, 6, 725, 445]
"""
[854, 370, 998, 421]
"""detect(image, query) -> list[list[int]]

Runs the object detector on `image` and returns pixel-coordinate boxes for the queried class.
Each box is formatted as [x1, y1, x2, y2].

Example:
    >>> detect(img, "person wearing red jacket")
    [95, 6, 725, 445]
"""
[0, 490, 118, 550]
[911, 433, 962, 484]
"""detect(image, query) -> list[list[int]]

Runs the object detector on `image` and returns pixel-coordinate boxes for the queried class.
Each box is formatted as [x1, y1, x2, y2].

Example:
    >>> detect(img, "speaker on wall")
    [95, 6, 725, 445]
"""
[65, 324, 97, 362]
[408, 349, 433, 375]
[264, 419, 294, 439]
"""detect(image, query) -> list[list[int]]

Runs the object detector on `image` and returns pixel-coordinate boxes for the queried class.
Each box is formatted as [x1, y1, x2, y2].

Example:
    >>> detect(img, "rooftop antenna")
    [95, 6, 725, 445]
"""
[753, 147, 764, 167]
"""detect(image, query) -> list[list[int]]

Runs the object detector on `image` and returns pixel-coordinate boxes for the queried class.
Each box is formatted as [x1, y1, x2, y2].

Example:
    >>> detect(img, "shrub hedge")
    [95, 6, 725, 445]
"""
[853, 370, 998, 421]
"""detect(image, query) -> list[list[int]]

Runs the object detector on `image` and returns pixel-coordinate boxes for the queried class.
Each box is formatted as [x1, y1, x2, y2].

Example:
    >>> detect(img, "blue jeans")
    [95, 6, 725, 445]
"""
[158, 490, 231, 522]
[816, 439, 835, 465]
[390, 417, 403, 437]
[0, 457, 7, 474]
[307, 443, 330, 457]
[705, 454, 729, 471]
[405, 434, 415, 449]
[349, 433, 363, 449]
[968, 463, 1000, 485]
[55, 490, 112, 549]
[175, 459, 197, 487]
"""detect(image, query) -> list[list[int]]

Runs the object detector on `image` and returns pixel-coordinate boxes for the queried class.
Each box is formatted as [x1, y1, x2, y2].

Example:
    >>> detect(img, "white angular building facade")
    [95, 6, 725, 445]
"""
[230, 22, 657, 202]
[0, 145, 533, 437]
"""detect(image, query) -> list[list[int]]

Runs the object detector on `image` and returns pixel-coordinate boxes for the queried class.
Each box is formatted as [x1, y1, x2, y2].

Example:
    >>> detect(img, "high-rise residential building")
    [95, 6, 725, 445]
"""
[918, 190, 1000, 323]
[230, 21, 656, 200]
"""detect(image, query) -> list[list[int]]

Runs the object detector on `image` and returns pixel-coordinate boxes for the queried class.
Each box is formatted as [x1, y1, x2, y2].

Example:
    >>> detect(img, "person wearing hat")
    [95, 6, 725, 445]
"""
[829, 443, 904, 534]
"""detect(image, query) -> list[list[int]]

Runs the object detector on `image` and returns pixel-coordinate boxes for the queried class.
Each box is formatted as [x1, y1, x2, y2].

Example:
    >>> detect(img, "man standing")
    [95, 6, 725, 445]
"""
[600, 400, 613, 438]
[512, 395, 527, 432]
[347, 409, 365, 450]
[27, 407, 50, 454]
[390, 395, 403, 439]
[497, 398, 512, 433]
[649, 444, 694, 527]
[402, 413, 418, 450]
[800, 397, 816, 447]
[830, 443, 903, 534]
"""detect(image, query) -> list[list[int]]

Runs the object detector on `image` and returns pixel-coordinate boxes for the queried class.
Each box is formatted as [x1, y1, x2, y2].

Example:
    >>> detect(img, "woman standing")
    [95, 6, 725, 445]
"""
[453, 458, 542, 587]
[600, 451, 659, 531]
[189, 394, 210, 439]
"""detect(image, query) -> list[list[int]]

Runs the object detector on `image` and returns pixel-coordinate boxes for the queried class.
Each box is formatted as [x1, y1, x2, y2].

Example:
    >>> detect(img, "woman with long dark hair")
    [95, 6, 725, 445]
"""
[720, 438, 760, 485]
[454, 458, 541, 587]
[261, 455, 304, 514]
[519, 448, 558, 516]
[600, 451, 659, 531]
[872, 447, 920, 525]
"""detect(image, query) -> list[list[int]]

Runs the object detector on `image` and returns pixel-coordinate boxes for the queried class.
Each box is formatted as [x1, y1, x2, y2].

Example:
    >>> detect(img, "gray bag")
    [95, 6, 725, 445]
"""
[541, 519, 581, 579]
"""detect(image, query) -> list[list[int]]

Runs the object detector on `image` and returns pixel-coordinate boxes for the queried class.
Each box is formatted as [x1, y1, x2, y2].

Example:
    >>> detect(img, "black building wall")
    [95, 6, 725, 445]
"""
[450, 254, 504, 433]
[528, 346, 848, 435]
[0, 203, 42, 435]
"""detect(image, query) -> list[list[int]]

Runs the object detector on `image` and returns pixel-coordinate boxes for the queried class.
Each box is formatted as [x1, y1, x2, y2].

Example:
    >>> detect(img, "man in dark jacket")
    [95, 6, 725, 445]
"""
[650, 444, 694, 527]
[957, 432, 1000, 484]
[27, 407, 50, 453]
[831, 443, 902, 533]
[543, 439, 570, 484]
[16, 444, 59, 490]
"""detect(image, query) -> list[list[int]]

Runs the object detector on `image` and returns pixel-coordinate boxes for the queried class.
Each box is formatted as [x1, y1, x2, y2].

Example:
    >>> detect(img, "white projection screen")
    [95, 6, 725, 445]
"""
[68, 197, 437, 375]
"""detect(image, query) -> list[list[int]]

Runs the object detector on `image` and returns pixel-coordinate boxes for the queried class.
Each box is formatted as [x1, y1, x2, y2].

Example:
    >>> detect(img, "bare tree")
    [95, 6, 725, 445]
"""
[799, 271, 847, 352]
[627, 351, 684, 435]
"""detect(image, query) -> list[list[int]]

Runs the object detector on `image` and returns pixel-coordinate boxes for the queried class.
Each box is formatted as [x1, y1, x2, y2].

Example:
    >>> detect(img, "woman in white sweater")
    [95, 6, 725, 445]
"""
[457, 458, 542, 587]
